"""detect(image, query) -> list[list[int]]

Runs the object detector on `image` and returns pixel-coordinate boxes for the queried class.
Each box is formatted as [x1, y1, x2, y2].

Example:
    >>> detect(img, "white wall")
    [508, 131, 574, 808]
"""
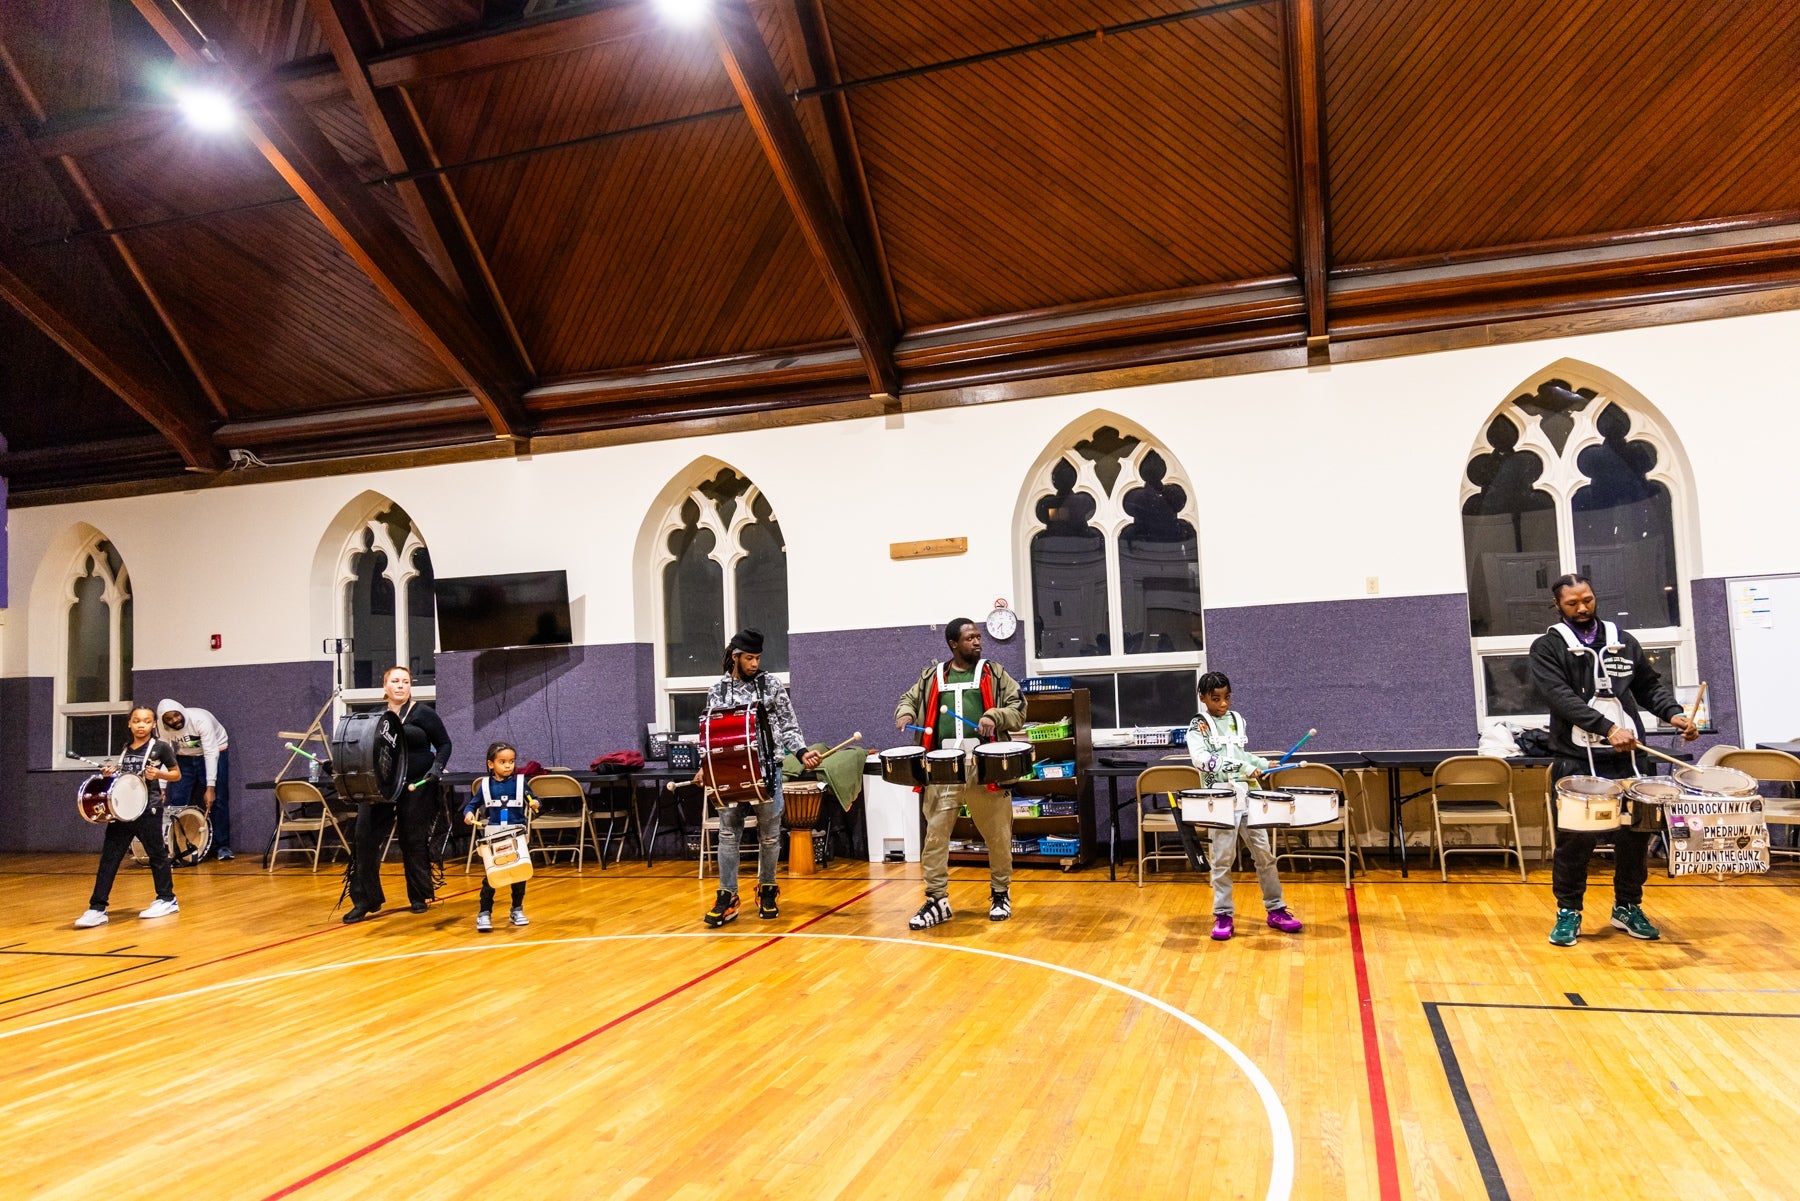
[8, 305, 1800, 676]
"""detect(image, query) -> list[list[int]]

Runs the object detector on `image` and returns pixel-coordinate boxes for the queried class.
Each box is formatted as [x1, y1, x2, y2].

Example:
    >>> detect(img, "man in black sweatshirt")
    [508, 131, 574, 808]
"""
[1529, 573, 1698, 947]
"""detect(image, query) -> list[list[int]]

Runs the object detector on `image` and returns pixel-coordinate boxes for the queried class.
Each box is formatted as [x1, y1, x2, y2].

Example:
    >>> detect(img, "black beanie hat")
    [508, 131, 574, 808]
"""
[728, 628, 765, 655]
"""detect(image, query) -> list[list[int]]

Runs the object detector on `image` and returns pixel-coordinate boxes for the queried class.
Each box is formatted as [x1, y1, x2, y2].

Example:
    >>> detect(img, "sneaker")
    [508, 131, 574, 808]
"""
[908, 896, 952, 930]
[215, 847, 235, 862]
[1549, 908, 1581, 947]
[988, 890, 1012, 922]
[74, 908, 109, 929]
[1266, 907, 1302, 934]
[476, 911, 492, 932]
[1610, 904, 1661, 941]
[757, 885, 779, 920]
[510, 907, 529, 927]
[342, 906, 378, 924]
[1210, 913, 1234, 941]
[703, 890, 740, 928]
[139, 898, 179, 920]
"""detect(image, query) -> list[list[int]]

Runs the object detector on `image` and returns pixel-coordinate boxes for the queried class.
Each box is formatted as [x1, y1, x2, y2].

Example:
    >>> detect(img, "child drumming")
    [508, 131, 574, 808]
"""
[75, 705, 183, 927]
[1188, 672, 1302, 942]
[462, 741, 539, 932]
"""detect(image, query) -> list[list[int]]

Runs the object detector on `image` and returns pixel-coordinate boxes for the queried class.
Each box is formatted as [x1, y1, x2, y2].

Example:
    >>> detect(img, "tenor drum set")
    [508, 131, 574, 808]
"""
[1176, 785, 1342, 829]
[877, 740, 1037, 788]
[1554, 765, 1769, 871]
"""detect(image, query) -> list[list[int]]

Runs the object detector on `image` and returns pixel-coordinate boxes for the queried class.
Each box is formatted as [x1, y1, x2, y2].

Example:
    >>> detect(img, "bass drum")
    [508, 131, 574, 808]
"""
[131, 805, 212, 867]
[330, 710, 406, 804]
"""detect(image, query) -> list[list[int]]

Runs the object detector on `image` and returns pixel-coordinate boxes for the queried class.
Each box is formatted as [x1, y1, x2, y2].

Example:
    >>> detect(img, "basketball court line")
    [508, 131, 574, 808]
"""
[1425, 1000, 1800, 1201]
[0, 880, 1293, 1201]
[1344, 885, 1402, 1201]
[0, 948, 176, 1006]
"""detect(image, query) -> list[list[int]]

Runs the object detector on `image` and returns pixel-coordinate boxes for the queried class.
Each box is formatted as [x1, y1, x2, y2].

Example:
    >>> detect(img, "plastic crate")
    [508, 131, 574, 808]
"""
[1033, 759, 1076, 779]
[1024, 720, 1072, 742]
[1038, 836, 1081, 856]
[1022, 676, 1073, 694]
[1011, 800, 1041, 818]
[668, 741, 701, 771]
[1039, 799, 1079, 817]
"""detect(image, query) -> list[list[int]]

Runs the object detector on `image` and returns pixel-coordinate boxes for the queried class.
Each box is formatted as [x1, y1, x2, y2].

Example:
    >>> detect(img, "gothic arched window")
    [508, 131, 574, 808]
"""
[59, 534, 133, 760]
[335, 503, 437, 704]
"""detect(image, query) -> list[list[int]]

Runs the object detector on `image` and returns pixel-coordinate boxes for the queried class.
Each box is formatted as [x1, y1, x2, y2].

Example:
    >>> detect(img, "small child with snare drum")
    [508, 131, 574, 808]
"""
[1188, 672, 1302, 942]
[461, 741, 538, 932]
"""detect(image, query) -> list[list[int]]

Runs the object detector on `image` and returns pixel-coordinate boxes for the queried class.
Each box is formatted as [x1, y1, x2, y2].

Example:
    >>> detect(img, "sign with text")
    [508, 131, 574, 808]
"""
[1665, 796, 1769, 877]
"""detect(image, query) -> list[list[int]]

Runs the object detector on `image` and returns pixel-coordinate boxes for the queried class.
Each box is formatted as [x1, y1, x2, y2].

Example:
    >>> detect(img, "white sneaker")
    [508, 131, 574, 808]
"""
[139, 898, 180, 920]
[74, 909, 109, 929]
[510, 908, 529, 927]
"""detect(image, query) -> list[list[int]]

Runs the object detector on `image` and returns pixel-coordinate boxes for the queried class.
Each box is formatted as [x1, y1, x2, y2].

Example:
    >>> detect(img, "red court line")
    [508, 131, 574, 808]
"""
[262, 880, 888, 1200]
[0, 881, 490, 1024]
[1345, 885, 1402, 1201]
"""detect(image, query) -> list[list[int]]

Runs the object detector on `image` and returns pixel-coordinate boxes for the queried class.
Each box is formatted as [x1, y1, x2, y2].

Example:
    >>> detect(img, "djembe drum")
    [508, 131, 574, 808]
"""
[783, 781, 828, 876]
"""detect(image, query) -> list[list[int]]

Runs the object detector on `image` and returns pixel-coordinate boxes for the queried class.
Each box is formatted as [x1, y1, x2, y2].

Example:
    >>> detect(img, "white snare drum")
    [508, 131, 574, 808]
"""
[1623, 776, 1683, 833]
[1555, 775, 1625, 832]
[478, 825, 533, 887]
[133, 804, 211, 866]
[1177, 787, 1236, 827]
[76, 773, 148, 824]
[1672, 765, 1758, 798]
[1245, 790, 1295, 828]
[1285, 786, 1342, 828]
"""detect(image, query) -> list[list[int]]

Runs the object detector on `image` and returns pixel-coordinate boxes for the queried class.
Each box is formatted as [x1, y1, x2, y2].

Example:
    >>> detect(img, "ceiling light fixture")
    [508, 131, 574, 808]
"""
[656, 0, 711, 28]
[175, 83, 237, 132]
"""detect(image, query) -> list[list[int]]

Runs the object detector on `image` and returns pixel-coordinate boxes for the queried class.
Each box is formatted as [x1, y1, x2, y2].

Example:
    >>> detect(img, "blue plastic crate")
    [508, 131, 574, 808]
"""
[1038, 836, 1081, 856]
[1022, 676, 1073, 693]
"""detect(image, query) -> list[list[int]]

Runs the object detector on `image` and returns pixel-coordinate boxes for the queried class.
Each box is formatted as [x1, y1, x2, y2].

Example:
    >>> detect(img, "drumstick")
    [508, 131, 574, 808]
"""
[814, 733, 863, 761]
[904, 724, 933, 736]
[939, 705, 982, 731]
[1685, 682, 1708, 724]
[1268, 729, 1317, 771]
[1631, 742, 1691, 770]
[285, 742, 322, 762]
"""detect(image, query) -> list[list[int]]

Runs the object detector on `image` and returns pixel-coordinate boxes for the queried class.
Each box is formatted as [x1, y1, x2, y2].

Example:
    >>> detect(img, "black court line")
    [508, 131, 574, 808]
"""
[1427, 1000, 1800, 1201]
[0, 954, 176, 1006]
[0, 948, 165, 960]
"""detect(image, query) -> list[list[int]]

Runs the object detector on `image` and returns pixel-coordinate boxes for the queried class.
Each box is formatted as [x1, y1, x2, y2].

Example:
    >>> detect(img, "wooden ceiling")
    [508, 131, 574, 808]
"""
[1, 0, 1797, 497]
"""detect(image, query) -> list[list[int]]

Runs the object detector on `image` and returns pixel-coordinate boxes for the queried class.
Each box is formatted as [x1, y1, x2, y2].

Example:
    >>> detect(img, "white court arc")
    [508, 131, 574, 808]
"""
[2, 932, 1297, 1201]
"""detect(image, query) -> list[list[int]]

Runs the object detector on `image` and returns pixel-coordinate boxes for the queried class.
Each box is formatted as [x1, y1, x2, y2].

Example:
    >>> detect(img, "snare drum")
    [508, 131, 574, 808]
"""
[1178, 786, 1237, 827]
[76, 773, 148, 824]
[477, 824, 533, 886]
[137, 805, 211, 866]
[1245, 790, 1295, 828]
[879, 746, 928, 788]
[1285, 786, 1342, 828]
[973, 741, 1034, 785]
[1672, 765, 1758, 798]
[924, 748, 968, 786]
[1623, 776, 1683, 833]
[1555, 775, 1625, 831]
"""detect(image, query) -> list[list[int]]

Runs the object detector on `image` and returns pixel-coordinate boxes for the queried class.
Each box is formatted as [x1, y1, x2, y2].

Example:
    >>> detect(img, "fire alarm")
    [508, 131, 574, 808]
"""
[210, 634, 222, 650]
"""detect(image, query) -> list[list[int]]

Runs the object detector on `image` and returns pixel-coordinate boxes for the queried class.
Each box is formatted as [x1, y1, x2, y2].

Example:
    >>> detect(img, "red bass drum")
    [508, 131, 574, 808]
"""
[699, 705, 770, 807]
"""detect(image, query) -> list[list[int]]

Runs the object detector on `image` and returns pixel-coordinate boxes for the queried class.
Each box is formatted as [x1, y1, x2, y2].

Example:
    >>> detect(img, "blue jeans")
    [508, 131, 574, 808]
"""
[718, 775, 783, 894]
[172, 749, 231, 852]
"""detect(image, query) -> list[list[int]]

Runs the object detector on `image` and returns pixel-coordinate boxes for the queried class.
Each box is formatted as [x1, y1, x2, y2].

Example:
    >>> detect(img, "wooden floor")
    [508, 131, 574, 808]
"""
[2, 851, 1797, 1200]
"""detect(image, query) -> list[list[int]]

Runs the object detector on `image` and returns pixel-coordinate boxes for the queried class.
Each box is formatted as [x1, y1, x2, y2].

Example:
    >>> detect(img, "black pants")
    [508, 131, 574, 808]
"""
[479, 880, 527, 912]
[91, 804, 174, 910]
[349, 783, 440, 909]
[1551, 754, 1651, 912]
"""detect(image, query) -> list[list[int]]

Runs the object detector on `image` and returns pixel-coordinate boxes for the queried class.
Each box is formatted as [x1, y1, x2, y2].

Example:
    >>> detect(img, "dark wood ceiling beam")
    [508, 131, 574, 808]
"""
[128, 0, 530, 440]
[306, 0, 534, 378]
[0, 258, 223, 470]
[707, 0, 898, 398]
[782, 0, 901, 332]
[1282, 0, 1329, 365]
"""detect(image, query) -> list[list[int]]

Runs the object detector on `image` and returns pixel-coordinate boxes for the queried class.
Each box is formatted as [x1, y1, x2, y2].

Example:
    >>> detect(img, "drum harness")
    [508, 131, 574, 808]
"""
[1550, 621, 1644, 778]
[1192, 711, 1254, 812]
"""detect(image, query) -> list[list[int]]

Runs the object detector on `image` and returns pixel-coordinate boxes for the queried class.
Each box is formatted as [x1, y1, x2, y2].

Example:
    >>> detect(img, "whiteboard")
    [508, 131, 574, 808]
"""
[1729, 574, 1800, 747]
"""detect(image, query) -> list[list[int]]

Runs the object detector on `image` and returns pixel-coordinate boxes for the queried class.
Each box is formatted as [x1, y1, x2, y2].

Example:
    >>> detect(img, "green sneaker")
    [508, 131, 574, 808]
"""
[1610, 904, 1660, 941]
[1548, 909, 1581, 947]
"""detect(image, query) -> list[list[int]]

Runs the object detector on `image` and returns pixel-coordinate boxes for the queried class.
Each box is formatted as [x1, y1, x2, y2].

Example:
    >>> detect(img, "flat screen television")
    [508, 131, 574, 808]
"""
[434, 570, 572, 652]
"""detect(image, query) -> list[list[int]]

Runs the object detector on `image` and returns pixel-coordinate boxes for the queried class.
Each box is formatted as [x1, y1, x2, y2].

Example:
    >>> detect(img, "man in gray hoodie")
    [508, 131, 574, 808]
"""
[157, 699, 234, 861]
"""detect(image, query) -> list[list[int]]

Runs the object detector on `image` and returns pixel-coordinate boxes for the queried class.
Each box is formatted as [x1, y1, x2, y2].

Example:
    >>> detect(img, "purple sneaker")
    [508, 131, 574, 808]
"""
[1210, 913, 1234, 941]
[1266, 907, 1303, 933]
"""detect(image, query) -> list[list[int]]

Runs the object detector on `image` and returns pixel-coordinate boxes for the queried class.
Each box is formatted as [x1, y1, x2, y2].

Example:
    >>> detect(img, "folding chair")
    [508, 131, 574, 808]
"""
[584, 779, 636, 869]
[1135, 765, 1201, 886]
[1430, 755, 1527, 881]
[528, 774, 589, 870]
[269, 780, 351, 871]
[699, 793, 762, 881]
[1716, 749, 1800, 862]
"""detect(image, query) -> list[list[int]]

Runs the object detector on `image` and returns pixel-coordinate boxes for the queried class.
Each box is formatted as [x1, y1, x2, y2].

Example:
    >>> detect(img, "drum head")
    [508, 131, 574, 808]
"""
[976, 741, 1033, 755]
[1557, 775, 1624, 798]
[1673, 765, 1757, 797]
[1625, 777, 1683, 804]
[880, 747, 926, 761]
[168, 806, 212, 867]
[110, 774, 149, 821]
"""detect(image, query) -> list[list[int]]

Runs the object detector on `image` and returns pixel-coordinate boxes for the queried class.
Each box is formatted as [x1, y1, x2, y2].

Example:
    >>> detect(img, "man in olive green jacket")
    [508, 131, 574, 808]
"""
[893, 618, 1026, 929]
